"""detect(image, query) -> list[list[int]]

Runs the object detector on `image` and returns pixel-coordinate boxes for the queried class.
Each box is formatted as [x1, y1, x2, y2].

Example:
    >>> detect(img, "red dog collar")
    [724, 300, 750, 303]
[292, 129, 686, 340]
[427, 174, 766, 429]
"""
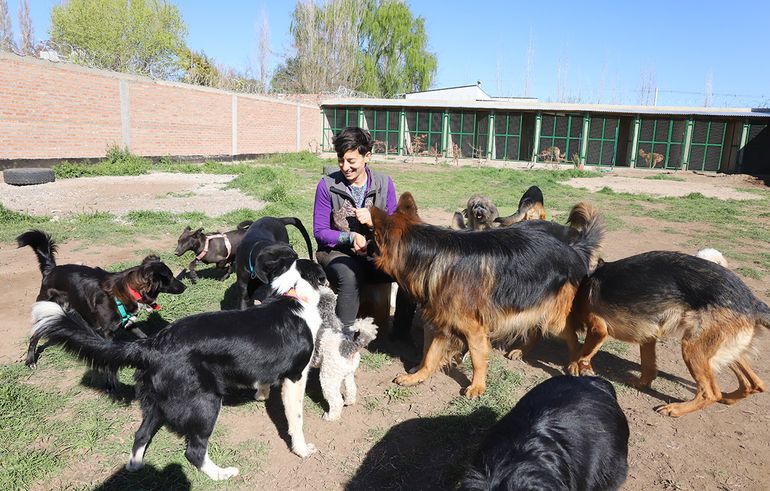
[128, 286, 161, 310]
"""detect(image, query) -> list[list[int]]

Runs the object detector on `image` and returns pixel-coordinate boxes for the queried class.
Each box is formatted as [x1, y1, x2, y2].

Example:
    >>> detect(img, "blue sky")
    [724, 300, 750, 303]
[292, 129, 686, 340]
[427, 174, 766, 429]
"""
[9, 1, 770, 107]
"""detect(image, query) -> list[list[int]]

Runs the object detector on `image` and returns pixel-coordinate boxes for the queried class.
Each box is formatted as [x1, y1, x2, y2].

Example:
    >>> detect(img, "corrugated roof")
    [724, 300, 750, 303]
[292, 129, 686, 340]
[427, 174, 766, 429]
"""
[321, 97, 770, 119]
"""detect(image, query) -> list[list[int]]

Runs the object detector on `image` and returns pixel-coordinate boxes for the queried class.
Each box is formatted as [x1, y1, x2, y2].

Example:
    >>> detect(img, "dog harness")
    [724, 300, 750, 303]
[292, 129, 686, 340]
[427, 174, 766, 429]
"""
[196, 233, 232, 261]
[115, 286, 160, 328]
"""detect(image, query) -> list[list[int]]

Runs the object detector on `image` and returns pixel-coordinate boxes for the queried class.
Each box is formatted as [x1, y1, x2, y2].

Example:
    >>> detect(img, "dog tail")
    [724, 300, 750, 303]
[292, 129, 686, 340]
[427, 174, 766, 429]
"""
[495, 186, 546, 227]
[280, 217, 314, 259]
[237, 220, 253, 230]
[17, 229, 57, 277]
[30, 301, 157, 370]
[339, 317, 379, 358]
[566, 202, 605, 274]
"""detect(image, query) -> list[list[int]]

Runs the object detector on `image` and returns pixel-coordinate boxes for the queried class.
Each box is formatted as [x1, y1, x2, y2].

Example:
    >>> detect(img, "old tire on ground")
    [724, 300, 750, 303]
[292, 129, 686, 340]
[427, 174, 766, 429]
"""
[3, 168, 55, 186]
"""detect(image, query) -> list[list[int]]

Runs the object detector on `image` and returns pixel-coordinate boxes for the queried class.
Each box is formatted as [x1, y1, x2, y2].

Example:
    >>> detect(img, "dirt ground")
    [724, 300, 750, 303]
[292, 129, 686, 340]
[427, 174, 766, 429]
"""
[1, 168, 769, 490]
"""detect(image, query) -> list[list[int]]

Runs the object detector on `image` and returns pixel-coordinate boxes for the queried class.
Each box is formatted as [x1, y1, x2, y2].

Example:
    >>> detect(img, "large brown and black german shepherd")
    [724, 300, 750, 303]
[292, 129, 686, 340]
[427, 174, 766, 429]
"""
[370, 193, 604, 398]
[568, 251, 770, 417]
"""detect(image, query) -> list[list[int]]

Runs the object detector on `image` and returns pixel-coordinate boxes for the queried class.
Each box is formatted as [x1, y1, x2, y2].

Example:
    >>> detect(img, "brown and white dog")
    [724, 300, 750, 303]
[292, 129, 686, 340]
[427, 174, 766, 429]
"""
[568, 251, 770, 416]
[370, 193, 604, 398]
[174, 220, 253, 283]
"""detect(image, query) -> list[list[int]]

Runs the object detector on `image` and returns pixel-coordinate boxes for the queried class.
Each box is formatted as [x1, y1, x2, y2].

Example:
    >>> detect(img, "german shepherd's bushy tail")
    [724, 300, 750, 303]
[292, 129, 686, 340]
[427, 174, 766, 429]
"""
[566, 202, 605, 274]
[30, 301, 158, 370]
[17, 229, 57, 277]
[280, 217, 314, 260]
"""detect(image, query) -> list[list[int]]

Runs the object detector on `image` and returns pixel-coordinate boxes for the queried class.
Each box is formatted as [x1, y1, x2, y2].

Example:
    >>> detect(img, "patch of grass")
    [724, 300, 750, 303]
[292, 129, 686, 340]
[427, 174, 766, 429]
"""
[360, 351, 393, 371]
[444, 356, 524, 418]
[55, 145, 152, 178]
[363, 396, 381, 413]
[0, 364, 67, 489]
[304, 393, 325, 417]
[365, 426, 387, 444]
[736, 266, 763, 280]
[643, 173, 685, 181]
[384, 386, 413, 403]
[603, 339, 630, 356]
[165, 191, 195, 198]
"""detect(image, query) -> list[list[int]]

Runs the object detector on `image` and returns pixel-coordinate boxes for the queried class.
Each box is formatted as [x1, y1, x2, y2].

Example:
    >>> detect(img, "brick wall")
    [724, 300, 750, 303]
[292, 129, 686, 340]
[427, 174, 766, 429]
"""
[0, 52, 320, 165]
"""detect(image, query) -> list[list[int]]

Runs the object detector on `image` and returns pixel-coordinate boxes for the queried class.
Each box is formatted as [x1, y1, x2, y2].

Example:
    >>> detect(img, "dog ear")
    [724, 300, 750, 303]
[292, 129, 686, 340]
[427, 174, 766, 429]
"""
[194, 228, 204, 235]
[141, 255, 160, 265]
[184, 225, 191, 232]
[251, 244, 298, 283]
[450, 211, 467, 230]
[396, 192, 418, 217]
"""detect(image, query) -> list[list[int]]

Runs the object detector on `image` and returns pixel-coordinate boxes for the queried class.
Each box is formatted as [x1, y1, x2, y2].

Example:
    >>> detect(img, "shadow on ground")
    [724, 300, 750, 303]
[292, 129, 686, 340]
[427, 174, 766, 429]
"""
[346, 407, 496, 490]
[94, 463, 191, 491]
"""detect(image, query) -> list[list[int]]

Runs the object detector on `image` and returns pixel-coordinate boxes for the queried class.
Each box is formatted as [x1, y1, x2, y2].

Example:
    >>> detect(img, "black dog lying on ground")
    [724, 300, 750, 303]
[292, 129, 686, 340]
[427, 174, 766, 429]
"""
[460, 375, 629, 491]
[17, 229, 186, 392]
[28, 256, 328, 481]
[174, 220, 253, 283]
[234, 216, 314, 309]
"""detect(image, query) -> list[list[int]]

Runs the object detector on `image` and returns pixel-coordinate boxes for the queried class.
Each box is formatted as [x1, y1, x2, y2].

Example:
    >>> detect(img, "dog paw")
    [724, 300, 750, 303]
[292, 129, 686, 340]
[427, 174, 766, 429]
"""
[126, 459, 144, 472]
[566, 362, 581, 376]
[293, 443, 318, 458]
[323, 411, 341, 421]
[630, 376, 653, 390]
[655, 403, 684, 417]
[343, 398, 356, 406]
[206, 466, 240, 481]
[505, 349, 524, 360]
[26, 361, 37, 370]
[394, 373, 423, 386]
[464, 384, 486, 399]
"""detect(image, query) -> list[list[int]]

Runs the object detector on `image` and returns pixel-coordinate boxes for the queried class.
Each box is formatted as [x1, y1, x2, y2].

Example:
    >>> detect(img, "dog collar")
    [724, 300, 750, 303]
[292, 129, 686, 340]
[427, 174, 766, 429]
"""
[128, 286, 161, 311]
[283, 288, 309, 303]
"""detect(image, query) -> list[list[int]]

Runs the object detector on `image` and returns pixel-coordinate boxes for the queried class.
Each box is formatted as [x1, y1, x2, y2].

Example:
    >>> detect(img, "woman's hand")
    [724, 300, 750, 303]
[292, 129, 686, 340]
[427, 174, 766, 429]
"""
[355, 208, 373, 228]
[352, 232, 368, 255]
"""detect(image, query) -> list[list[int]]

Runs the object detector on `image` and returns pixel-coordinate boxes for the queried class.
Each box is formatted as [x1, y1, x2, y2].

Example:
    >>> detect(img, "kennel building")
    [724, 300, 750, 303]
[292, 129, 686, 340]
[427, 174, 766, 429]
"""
[320, 95, 770, 174]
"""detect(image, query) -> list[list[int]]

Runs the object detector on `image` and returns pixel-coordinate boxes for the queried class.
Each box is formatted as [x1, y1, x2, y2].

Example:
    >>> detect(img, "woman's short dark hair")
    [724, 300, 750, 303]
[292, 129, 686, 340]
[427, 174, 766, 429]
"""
[333, 127, 374, 159]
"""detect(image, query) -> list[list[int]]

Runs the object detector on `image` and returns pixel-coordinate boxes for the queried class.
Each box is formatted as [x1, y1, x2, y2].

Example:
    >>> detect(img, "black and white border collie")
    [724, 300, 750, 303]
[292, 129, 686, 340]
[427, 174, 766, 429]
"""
[30, 258, 328, 481]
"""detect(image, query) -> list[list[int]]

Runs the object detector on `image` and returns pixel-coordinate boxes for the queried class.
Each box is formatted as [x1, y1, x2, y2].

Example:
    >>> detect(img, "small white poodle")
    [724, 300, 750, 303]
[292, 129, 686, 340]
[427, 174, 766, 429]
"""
[313, 287, 378, 421]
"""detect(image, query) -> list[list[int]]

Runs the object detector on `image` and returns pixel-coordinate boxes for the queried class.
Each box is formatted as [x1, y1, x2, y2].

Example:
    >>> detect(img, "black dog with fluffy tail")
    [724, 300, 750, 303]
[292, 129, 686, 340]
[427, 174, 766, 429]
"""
[460, 376, 629, 491]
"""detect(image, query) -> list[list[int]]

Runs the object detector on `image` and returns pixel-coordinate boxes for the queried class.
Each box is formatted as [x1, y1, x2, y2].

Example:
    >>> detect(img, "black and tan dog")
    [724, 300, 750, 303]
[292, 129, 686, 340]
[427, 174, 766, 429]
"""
[174, 220, 253, 283]
[371, 193, 604, 398]
[450, 195, 499, 231]
[460, 376, 629, 490]
[496, 185, 547, 227]
[234, 216, 314, 309]
[568, 251, 770, 417]
[17, 229, 186, 391]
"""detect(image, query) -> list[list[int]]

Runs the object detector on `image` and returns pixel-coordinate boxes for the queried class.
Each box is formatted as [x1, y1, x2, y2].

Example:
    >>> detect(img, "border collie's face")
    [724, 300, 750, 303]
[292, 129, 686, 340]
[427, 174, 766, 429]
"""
[271, 259, 328, 305]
